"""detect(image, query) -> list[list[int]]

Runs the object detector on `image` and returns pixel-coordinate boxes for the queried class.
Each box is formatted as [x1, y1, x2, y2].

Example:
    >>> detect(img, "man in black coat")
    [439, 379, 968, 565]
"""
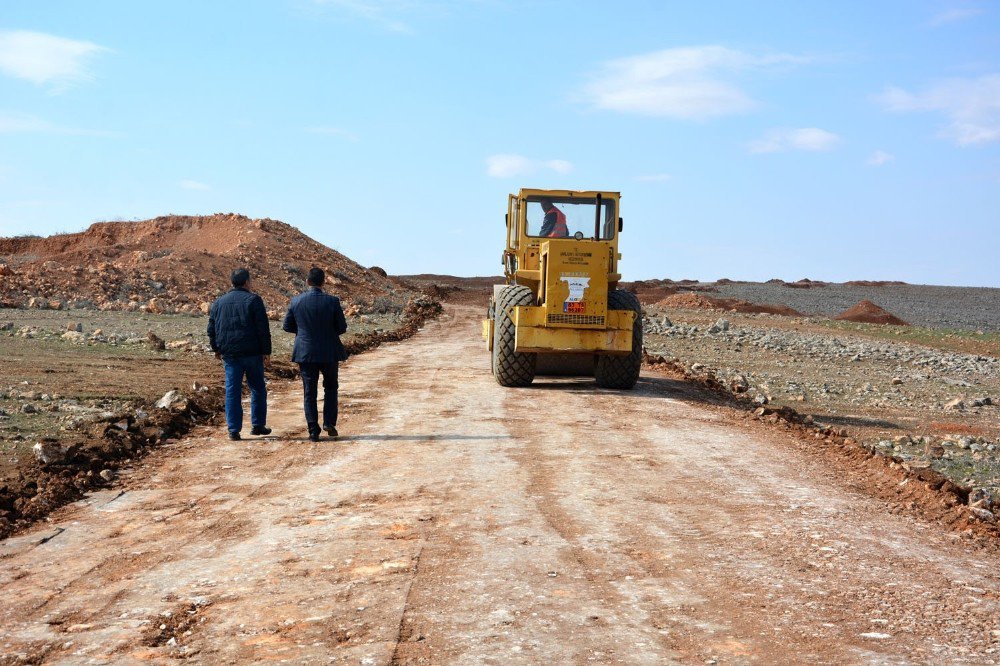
[207, 268, 272, 440]
[282, 267, 348, 442]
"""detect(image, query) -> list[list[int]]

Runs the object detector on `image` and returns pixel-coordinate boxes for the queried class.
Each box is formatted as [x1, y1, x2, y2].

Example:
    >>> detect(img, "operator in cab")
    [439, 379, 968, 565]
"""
[538, 198, 569, 238]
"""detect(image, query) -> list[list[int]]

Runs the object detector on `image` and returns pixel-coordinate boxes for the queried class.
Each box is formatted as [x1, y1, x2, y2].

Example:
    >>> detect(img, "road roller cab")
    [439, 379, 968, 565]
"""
[483, 189, 642, 388]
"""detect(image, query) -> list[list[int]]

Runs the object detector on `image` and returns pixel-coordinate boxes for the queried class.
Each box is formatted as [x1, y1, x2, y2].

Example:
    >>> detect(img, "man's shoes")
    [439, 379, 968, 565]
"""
[323, 425, 338, 438]
[308, 431, 321, 442]
[251, 425, 272, 436]
[229, 431, 241, 441]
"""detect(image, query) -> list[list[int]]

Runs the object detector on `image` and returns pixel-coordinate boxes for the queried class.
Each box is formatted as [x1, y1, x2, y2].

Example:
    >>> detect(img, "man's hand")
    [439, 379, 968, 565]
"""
[263, 355, 271, 369]
[214, 352, 221, 360]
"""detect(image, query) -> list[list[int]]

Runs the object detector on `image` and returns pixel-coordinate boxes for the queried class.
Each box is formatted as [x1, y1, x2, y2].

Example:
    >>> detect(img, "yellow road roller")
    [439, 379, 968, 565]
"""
[483, 188, 641, 388]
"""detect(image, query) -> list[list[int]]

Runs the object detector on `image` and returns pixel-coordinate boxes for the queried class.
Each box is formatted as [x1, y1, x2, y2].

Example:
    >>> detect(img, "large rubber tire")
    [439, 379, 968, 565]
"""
[493, 285, 537, 387]
[595, 289, 642, 389]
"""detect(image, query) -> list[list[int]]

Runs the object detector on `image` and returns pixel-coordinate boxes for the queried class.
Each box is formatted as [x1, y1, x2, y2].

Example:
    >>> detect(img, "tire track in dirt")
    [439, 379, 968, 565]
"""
[502, 370, 1000, 664]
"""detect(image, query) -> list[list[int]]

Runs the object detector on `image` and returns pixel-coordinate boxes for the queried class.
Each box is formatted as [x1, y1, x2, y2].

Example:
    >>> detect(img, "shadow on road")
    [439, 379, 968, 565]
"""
[519, 374, 727, 407]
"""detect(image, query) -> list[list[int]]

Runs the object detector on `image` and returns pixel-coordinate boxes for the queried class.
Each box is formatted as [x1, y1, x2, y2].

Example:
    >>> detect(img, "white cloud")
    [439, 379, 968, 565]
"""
[306, 126, 359, 140]
[0, 112, 113, 136]
[179, 180, 211, 191]
[867, 150, 894, 166]
[545, 159, 573, 174]
[0, 30, 108, 90]
[748, 127, 841, 153]
[878, 74, 1000, 146]
[929, 6, 984, 26]
[580, 46, 807, 120]
[486, 154, 574, 178]
[636, 173, 672, 182]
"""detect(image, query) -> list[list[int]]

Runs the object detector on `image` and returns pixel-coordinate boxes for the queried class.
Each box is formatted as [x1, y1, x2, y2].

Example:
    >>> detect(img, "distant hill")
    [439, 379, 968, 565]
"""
[0, 214, 410, 314]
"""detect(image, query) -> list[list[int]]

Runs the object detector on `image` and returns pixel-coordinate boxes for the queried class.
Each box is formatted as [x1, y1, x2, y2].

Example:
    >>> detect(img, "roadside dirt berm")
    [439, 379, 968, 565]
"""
[483, 189, 641, 388]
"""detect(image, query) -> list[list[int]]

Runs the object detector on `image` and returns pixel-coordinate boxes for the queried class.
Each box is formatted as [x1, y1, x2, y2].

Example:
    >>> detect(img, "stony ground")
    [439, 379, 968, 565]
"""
[643, 306, 1000, 507]
[706, 281, 1000, 332]
[0, 306, 407, 485]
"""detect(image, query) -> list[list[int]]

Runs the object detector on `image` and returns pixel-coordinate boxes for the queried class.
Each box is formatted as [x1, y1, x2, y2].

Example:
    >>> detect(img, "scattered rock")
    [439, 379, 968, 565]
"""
[99, 469, 115, 481]
[925, 442, 945, 459]
[708, 318, 730, 334]
[147, 330, 166, 351]
[730, 374, 749, 393]
[20, 403, 38, 414]
[155, 390, 187, 411]
[33, 440, 65, 464]
[969, 507, 995, 522]
[945, 398, 966, 411]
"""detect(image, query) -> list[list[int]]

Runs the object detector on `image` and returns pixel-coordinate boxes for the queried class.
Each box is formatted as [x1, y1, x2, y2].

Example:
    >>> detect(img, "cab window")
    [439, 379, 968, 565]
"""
[525, 197, 616, 240]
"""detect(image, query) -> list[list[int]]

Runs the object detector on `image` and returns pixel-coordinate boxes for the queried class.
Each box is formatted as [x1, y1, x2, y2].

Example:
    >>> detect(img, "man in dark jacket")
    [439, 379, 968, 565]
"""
[207, 268, 272, 440]
[282, 267, 348, 442]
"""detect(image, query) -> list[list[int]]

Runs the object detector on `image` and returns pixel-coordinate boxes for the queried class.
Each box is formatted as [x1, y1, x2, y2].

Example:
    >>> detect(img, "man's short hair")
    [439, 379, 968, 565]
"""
[307, 267, 325, 286]
[231, 268, 250, 287]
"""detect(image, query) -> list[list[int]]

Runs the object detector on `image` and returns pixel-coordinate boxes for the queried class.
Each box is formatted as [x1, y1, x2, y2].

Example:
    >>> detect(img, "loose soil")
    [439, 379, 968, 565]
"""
[1, 306, 999, 664]
[655, 292, 804, 317]
[836, 299, 910, 326]
[0, 214, 415, 315]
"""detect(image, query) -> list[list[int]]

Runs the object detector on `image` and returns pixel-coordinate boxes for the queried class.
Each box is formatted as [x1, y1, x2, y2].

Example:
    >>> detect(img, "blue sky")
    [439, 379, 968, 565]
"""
[1, 1, 998, 286]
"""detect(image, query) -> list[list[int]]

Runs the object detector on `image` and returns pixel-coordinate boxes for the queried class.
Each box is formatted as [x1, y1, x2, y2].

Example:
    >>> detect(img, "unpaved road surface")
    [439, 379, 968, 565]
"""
[2, 306, 999, 664]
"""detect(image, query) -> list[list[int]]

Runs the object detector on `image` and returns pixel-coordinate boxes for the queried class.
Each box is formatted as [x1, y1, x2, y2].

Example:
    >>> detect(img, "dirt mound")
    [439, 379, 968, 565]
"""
[835, 300, 910, 326]
[844, 280, 908, 287]
[656, 292, 803, 316]
[0, 214, 411, 315]
[657, 292, 718, 309]
[399, 274, 502, 306]
[784, 278, 827, 289]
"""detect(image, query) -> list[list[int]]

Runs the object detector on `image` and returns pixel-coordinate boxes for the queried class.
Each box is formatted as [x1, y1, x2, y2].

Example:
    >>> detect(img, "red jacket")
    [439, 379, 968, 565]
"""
[545, 206, 568, 237]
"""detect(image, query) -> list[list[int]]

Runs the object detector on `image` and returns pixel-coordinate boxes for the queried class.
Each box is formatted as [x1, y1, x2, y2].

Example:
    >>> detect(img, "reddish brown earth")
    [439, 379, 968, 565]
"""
[845, 280, 909, 287]
[397, 274, 501, 306]
[783, 278, 829, 289]
[656, 292, 804, 317]
[0, 214, 411, 315]
[835, 299, 910, 326]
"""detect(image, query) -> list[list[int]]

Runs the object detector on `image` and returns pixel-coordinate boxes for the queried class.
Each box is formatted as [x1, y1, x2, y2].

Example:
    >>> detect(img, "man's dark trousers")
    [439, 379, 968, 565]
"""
[299, 361, 338, 434]
[283, 285, 348, 437]
[224, 355, 267, 433]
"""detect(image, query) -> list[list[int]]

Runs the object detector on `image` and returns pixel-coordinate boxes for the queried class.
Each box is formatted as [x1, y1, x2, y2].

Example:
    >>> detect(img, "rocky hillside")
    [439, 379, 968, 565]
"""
[0, 214, 408, 315]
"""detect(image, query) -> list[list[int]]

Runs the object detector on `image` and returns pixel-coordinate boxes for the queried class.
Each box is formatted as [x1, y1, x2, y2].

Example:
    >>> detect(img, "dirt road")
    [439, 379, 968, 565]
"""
[2, 306, 999, 664]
